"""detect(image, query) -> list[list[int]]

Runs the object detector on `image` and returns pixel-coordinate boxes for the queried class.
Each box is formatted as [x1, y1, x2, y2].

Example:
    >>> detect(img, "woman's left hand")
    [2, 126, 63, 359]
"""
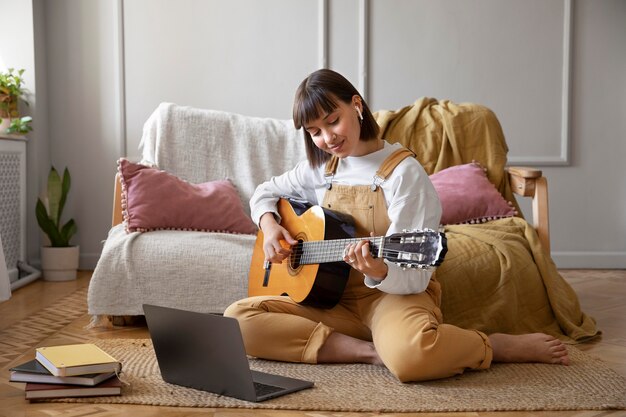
[343, 233, 388, 281]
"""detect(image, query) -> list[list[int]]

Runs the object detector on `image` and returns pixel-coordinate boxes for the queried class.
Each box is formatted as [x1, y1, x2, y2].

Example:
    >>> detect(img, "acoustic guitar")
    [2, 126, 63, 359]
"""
[248, 198, 447, 308]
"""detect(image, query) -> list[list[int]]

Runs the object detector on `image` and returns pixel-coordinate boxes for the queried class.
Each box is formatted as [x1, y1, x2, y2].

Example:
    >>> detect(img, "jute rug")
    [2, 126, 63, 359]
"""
[49, 338, 625, 413]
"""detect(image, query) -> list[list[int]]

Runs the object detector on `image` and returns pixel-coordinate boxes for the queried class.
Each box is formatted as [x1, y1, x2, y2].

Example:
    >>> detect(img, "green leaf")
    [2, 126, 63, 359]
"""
[58, 167, 71, 227]
[60, 219, 77, 247]
[36, 198, 63, 246]
[47, 167, 62, 226]
[6, 117, 33, 134]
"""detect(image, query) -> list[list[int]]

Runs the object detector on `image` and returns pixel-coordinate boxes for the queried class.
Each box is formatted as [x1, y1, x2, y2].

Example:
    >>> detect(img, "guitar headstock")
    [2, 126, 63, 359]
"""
[381, 229, 447, 269]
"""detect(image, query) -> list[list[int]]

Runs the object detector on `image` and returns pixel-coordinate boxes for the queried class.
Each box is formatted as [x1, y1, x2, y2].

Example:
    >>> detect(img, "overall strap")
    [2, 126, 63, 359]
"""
[324, 156, 340, 189]
[371, 148, 416, 190]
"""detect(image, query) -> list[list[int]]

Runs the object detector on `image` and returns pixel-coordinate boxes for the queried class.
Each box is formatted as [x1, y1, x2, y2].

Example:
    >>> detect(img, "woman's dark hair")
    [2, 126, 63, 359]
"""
[293, 69, 380, 167]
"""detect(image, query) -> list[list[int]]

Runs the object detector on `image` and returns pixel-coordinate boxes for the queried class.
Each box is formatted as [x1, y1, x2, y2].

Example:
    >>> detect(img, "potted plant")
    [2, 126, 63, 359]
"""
[35, 166, 79, 281]
[0, 68, 33, 135]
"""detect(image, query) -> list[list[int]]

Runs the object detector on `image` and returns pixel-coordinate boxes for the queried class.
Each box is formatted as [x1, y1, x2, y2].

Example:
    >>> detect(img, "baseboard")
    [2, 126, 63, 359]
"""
[552, 251, 626, 269]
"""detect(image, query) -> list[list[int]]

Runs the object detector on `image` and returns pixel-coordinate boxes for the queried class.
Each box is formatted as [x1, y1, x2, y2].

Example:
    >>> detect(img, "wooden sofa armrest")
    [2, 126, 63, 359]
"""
[112, 173, 123, 227]
[507, 166, 550, 253]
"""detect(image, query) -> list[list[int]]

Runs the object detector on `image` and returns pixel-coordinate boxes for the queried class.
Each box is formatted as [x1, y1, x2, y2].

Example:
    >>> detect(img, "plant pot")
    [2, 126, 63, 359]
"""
[0, 117, 11, 133]
[0, 93, 18, 113]
[41, 246, 80, 281]
[1, 112, 14, 136]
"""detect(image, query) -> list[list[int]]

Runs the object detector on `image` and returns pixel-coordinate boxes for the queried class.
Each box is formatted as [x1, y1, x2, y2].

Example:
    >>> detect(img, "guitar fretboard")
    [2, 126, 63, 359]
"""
[294, 237, 383, 265]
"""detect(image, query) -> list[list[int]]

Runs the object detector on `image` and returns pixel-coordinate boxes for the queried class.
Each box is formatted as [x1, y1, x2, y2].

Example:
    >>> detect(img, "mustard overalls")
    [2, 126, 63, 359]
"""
[225, 149, 492, 382]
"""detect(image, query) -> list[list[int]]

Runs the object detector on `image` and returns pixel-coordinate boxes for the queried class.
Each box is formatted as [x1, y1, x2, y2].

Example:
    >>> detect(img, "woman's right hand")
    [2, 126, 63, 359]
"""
[259, 212, 298, 264]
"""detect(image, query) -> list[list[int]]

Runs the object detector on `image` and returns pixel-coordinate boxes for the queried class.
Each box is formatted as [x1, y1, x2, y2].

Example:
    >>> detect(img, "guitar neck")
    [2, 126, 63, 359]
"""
[296, 236, 383, 265]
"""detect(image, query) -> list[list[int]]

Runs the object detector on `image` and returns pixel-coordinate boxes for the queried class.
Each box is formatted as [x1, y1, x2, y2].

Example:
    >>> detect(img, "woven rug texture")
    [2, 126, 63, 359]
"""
[46, 338, 626, 413]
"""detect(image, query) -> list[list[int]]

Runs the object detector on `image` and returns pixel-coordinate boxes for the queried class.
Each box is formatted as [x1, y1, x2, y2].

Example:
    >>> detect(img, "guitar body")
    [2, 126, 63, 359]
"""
[248, 199, 447, 309]
[248, 199, 355, 309]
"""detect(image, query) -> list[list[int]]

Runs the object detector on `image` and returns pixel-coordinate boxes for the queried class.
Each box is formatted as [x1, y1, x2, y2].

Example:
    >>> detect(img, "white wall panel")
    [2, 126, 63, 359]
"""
[43, 1, 123, 269]
[123, 0, 320, 156]
[328, 0, 360, 83]
[369, 0, 568, 165]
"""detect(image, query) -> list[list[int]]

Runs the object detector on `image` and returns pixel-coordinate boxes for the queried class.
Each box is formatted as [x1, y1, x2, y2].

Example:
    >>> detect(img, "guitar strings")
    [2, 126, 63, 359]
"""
[292, 242, 434, 254]
[289, 243, 437, 263]
[280, 233, 441, 265]
[291, 249, 429, 257]
[290, 247, 431, 256]
[288, 238, 436, 253]
[290, 250, 435, 266]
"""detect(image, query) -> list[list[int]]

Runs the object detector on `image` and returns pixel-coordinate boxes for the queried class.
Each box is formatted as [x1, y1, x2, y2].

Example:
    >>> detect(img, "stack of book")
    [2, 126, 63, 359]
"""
[9, 343, 123, 400]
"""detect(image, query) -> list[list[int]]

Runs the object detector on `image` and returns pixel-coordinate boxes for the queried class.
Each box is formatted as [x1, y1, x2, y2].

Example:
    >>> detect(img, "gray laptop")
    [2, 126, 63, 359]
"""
[143, 304, 314, 402]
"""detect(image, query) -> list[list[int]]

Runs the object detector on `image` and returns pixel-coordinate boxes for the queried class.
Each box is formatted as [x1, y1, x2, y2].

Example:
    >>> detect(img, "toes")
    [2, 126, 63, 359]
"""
[551, 347, 570, 365]
[539, 334, 570, 366]
[550, 344, 568, 353]
[557, 354, 571, 366]
[545, 337, 562, 347]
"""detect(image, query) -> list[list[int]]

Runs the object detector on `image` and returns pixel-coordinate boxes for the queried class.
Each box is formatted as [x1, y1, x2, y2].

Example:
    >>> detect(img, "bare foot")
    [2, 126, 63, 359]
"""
[488, 333, 570, 365]
[317, 332, 384, 365]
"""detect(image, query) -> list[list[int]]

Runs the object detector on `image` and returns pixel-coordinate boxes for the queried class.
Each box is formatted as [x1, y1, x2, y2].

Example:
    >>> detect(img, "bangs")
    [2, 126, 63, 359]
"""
[293, 89, 339, 130]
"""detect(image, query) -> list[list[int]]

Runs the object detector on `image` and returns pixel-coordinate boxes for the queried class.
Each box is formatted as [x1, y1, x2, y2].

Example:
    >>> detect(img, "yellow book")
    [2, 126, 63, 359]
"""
[35, 344, 122, 377]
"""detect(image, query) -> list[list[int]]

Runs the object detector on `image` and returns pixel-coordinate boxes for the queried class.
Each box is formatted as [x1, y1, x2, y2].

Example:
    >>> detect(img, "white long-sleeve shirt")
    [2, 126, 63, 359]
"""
[250, 141, 442, 294]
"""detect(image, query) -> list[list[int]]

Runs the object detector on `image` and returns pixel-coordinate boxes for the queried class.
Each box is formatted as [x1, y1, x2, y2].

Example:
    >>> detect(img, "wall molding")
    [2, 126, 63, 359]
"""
[115, 0, 572, 166]
[502, 0, 572, 166]
[114, 0, 127, 158]
[358, 0, 369, 100]
[359, 0, 572, 166]
[318, 0, 328, 69]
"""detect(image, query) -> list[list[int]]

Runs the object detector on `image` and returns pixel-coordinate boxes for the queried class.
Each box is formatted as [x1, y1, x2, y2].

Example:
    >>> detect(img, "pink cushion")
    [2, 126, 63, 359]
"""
[118, 159, 257, 234]
[430, 162, 517, 225]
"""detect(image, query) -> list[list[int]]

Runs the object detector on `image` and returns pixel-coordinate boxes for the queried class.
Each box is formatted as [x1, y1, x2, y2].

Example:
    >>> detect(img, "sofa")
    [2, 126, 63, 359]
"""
[87, 100, 598, 343]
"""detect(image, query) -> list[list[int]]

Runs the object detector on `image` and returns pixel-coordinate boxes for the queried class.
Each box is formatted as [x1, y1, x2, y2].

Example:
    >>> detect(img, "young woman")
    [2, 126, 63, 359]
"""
[224, 69, 569, 382]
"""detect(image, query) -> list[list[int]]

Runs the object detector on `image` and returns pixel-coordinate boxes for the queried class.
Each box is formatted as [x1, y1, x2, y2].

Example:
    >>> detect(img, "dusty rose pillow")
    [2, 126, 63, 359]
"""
[429, 162, 517, 225]
[118, 159, 257, 234]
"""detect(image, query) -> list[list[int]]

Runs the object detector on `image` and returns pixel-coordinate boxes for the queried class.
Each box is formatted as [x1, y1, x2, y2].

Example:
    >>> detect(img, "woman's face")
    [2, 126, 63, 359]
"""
[304, 95, 368, 158]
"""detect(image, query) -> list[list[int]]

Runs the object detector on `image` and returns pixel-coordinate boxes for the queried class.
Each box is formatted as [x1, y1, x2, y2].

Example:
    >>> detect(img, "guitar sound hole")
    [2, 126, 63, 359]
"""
[290, 240, 304, 269]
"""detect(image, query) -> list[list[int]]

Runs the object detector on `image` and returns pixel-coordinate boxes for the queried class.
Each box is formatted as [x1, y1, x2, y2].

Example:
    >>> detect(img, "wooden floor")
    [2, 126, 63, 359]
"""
[0, 269, 624, 417]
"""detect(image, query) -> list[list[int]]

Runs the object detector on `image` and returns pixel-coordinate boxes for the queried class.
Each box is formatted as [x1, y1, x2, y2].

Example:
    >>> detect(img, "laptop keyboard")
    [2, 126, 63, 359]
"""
[254, 381, 284, 397]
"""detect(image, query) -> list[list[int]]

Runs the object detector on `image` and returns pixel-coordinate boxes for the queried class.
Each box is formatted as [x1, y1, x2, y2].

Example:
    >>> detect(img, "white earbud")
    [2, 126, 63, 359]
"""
[355, 106, 363, 121]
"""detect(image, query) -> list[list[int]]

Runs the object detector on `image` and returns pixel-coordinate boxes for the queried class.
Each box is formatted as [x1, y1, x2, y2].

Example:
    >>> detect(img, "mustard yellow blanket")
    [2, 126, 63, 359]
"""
[440, 218, 597, 342]
[375, 99, 598, 342]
